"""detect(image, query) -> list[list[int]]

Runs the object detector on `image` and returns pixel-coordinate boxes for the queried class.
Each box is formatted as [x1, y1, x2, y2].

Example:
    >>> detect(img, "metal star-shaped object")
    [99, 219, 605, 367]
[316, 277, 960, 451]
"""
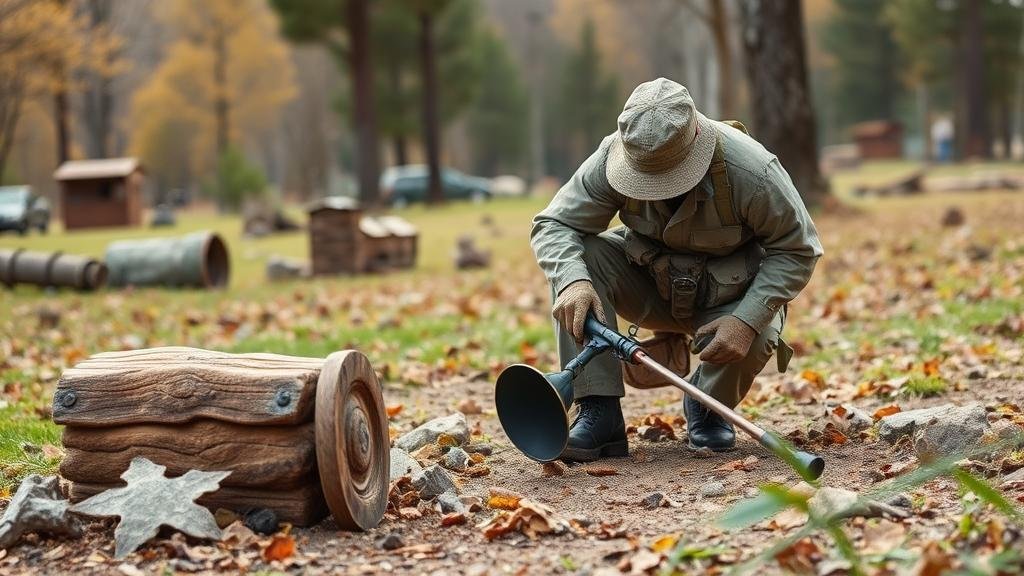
[71, 457, 230, 558]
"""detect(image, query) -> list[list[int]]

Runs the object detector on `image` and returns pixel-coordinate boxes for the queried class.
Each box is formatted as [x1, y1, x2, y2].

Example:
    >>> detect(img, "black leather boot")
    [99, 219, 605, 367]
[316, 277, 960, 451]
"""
[684, 395, 735, 451]
[561, 396, 628, 462]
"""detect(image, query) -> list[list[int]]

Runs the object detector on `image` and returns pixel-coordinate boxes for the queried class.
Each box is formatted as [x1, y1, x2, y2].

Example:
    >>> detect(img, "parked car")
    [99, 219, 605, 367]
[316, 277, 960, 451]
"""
[380, 165, 491, 207]
[0, 186, 50, 235]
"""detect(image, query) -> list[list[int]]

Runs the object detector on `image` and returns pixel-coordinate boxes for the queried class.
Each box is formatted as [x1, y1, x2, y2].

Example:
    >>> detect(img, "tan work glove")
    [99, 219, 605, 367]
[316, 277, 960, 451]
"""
[695, 315, 756, 364]
[552, 280, 606, 343]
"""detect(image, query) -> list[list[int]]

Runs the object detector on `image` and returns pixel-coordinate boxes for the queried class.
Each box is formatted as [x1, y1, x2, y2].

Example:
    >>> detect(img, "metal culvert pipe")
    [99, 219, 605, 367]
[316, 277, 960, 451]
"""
[105, 231, 230, 289]
[0, 249, 107, 291]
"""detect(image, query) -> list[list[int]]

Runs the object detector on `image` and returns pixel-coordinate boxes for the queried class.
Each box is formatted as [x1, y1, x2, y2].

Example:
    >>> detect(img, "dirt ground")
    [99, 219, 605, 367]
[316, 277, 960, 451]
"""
[2, 192, 1024, 575]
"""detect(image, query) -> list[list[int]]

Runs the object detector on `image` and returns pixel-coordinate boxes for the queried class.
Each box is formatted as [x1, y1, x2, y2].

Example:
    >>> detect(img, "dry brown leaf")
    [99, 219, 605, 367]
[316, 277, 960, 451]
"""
[456, 398, 482, 415]
[441, 512, 467, 527]
[774, 537, 820, 573]
[913, 541, 954, 576]
[464, 464, 491, 477]
[541, 462, 566, 477]
[260, 534, 295, 563]
[487, 487, 525, 510]
[873, 404, 902, 420]
[386, 404, 403, 418]
[479, 499, 570, 540]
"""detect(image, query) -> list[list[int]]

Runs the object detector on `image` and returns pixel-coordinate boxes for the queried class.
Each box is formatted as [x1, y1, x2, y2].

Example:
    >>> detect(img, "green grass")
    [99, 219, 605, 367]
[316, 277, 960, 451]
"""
[0, 196, 548, 289]
[0, 404, 62, 495]
[899, 376, 949, 397]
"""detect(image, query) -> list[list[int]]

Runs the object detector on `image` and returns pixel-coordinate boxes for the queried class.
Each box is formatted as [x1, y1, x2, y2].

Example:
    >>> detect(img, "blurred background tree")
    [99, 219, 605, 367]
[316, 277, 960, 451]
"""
[0, 0, 88, 184]
[129, 0, 294, 208]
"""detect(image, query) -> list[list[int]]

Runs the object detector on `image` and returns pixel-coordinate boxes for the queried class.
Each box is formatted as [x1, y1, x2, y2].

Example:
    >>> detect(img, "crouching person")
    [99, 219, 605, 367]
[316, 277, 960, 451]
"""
[530, 78, 823, 462]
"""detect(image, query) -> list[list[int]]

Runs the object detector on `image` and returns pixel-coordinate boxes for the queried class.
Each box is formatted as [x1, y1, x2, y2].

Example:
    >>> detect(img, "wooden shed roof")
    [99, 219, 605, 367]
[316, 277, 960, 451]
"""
[54, 157, 141, 181]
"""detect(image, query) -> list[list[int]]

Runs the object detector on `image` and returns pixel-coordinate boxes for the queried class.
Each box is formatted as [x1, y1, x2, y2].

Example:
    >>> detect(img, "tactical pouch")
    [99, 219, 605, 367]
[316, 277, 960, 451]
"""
[666, 255, 704, 319]
[701, 242, 762, 309]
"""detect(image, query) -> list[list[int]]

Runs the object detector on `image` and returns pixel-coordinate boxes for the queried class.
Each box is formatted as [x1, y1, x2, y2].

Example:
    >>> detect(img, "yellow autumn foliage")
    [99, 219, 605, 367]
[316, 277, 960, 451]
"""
[129, 0, 296, 184]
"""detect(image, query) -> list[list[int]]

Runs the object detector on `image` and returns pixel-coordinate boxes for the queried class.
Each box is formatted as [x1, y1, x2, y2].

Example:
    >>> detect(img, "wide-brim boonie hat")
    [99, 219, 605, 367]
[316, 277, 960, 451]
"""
[606, 78, 716, 201]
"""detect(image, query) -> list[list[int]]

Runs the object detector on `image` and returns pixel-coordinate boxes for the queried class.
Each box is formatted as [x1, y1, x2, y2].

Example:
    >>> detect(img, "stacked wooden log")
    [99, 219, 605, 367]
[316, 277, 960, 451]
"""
[53, 347, 389, 528]
[309, 203, 364, 276]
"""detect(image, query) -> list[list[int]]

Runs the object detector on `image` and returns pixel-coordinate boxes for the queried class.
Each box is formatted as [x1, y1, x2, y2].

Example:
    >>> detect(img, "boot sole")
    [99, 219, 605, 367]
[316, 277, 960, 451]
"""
[686, 439, 736, 452]
[560, 439, 629, 462]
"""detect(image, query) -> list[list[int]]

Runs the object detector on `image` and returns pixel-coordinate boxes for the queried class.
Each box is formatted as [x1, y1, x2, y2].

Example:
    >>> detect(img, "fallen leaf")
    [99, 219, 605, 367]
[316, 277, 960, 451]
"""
[873, 404, 901, 421]
[260, 534, 295, 562]
[774, 538, 820, 573]
[487, 487, 524, 510]
[441, 512, 466, 527]
[456, 398, 482, 415]
[464, 464, 491, 477]
[386, 404, 404, 418]
[650, 533, 680, 553]
[479, 499, 570, 540]
[542, 462, 566, 477]
[913, 541, 953, 576]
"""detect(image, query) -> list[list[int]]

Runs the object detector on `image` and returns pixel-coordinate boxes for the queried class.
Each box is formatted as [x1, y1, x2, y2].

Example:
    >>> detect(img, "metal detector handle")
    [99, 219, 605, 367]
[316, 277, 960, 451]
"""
[583, 315, 643, 363]
[563, 337, 608, 379]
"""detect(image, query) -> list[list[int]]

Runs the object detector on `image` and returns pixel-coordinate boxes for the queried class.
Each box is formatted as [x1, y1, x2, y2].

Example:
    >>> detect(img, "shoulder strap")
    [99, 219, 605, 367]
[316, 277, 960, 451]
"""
[709, 129, 738, 226]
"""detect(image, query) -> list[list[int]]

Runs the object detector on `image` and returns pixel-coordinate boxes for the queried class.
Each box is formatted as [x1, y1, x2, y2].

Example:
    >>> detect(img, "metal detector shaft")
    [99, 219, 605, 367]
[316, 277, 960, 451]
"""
[581, 315, 825, 480]
[634, 351, 765, 440]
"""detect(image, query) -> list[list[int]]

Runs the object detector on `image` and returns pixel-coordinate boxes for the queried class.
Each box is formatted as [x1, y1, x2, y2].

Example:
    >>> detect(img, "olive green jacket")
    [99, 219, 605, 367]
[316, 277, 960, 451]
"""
[530, 121, 823, 334]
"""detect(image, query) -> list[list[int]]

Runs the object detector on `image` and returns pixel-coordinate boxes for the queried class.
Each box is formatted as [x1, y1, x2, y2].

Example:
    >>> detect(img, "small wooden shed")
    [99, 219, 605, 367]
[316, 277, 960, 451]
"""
[54, 158, 144, 230]
[307, 197, 418, 276]
[850, 121, 903, 160]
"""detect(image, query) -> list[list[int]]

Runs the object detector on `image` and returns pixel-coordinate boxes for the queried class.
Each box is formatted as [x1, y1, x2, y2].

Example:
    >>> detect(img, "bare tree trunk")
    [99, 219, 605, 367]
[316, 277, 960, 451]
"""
[957, 0, 990, 159]
[419, 11, 443, 205]
[213, 25, 229, 160]
[393, 137, 408, 166]
[82, 0, 113, 158]
[347, 0, 381, 206]
[55, 85, 71, 165]
[739, 0, 828, 208]
[708, 0, 735, 118]
[527, 9, 546, 187]
[0, 92, 23, 185]
[999, 98, 1012, 159]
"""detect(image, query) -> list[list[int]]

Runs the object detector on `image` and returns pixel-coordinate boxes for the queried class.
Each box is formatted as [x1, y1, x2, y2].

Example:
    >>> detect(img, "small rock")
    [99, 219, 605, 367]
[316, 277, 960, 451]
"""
[910, 405, 989, 460]
[465, 443, 492, 456]
[989, 419, 1024, 447]
[967, 366, 987, 380]
[394, 413, 469, 453]
[699, 481, 726, 498]
[412, 464, 457, 500]
[214, 508, 239, 529]
[878, 404, 986, 445]
[376, 532, 404, 550]
[437, 490, 466, 514]
[265, 256, 307, 281]
[886, 494, 913, 509]
[808, 487, 862, 519]
[641, 491, 680, 509]
[243, 508, 279, 535]
[460, 495, 484, 512]
[0, 475, 82, 549]
[442, 447, 471, 472]
[389, 447, 423, 482]
[940, 206, 965, 228]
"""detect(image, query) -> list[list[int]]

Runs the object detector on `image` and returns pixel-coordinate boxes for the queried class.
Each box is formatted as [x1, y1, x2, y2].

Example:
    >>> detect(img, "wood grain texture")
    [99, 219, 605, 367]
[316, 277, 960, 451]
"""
[316, 350, 389, 530]
[69, 480, 329, 527]
[60, 421, 317, 489]
[53, 347, 324, 427]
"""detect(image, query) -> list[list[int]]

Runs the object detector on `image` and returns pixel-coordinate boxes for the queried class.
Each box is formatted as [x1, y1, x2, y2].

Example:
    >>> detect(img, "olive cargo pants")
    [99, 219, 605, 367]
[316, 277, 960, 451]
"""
[554, 229, 785, 407]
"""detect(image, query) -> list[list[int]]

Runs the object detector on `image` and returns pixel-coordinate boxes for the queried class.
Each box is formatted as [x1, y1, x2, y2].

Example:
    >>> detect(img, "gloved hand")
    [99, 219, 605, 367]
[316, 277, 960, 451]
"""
[553, 280, 606, 343]
[695, 315, 756, 364]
